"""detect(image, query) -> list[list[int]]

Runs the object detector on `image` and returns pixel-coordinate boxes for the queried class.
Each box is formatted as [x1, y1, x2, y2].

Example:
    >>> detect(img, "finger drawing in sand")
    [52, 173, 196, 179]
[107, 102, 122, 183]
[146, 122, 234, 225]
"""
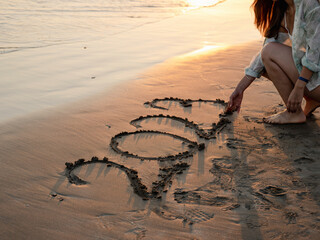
[65, 98, 232, 202]
[226, 0, 320, 124]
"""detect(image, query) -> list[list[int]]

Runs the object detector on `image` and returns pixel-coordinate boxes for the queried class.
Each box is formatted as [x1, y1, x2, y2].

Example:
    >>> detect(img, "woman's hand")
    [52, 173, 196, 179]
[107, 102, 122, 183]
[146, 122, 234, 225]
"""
[226, 89, 244, 113]
[287, 68, 313, 112]
[287, 83, 305, 113]
[225, 75, 255, 113]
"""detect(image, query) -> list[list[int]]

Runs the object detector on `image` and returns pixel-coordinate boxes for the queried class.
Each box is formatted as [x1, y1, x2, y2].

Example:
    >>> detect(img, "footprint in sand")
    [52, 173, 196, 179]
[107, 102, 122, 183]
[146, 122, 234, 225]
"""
[293, 157, 315, 164]
[152, 204, 215, 226]
[97, 210, 147, 239]
[259, 186, 287, 197]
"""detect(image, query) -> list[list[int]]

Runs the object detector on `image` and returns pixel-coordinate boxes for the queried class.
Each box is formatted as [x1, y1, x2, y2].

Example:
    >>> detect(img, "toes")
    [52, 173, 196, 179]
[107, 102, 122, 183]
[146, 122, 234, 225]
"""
[262, 113, 284, 124]
[263, 117, 274, 124]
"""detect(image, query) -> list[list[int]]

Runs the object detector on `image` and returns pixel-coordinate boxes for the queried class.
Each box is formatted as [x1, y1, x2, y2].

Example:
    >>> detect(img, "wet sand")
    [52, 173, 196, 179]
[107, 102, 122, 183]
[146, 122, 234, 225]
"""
[0, 41, 319, 239]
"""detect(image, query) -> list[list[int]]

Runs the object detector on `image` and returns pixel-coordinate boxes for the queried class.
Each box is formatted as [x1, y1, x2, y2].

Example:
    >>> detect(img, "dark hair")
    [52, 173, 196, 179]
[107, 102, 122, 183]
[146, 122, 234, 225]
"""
[252, 0, 288, 38]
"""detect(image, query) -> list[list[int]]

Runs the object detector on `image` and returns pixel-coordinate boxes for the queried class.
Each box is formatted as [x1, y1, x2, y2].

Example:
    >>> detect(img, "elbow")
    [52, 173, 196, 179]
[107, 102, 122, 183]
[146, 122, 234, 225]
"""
[302, 55, 320, 73]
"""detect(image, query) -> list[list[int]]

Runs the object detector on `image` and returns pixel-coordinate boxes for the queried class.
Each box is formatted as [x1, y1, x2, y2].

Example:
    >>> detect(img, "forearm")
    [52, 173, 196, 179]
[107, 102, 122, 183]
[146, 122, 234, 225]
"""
[295, 66, 314, 90]
[287, 67, 314, 112]
[235, 75, 255, 93]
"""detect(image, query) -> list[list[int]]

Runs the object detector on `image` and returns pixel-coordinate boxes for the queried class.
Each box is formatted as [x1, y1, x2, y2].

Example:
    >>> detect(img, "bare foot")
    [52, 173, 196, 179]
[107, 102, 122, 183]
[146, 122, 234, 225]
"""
[304, 97, 320, 117]
[263, 110, 306, 124]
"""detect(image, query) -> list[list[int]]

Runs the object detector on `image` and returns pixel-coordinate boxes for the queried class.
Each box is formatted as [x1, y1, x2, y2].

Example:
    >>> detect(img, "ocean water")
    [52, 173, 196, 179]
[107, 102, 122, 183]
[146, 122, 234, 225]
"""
[0, 0, 259, 124]
[0, 0, 221, 54]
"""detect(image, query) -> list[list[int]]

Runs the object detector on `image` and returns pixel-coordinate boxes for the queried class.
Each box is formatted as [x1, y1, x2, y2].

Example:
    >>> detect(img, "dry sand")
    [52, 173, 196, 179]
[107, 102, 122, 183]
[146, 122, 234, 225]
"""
[0, 41, 319, 239]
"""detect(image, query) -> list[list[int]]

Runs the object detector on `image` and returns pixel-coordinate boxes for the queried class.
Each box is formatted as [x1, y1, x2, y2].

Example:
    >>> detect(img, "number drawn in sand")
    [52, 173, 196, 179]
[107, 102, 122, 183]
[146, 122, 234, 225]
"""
[64, 98, 233, 202]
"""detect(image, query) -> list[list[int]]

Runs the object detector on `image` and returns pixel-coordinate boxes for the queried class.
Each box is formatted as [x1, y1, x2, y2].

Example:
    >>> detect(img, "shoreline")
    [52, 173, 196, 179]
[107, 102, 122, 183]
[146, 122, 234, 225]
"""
[0, 0, 260, 124]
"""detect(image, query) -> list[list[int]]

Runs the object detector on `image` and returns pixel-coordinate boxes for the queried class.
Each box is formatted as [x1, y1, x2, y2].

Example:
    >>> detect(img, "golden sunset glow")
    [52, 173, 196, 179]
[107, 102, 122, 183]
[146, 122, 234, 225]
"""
[187, 0, 221, 8]
[184, 45, 224, 57]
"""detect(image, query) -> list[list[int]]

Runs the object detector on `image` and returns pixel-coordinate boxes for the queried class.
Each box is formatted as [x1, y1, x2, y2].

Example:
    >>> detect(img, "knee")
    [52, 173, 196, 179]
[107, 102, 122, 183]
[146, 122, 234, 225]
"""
[261, 42, 278, 64]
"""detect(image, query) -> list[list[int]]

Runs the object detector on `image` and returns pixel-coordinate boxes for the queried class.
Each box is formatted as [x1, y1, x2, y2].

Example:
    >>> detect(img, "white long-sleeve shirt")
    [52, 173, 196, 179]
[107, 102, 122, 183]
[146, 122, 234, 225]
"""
[245, 0, 320, 91]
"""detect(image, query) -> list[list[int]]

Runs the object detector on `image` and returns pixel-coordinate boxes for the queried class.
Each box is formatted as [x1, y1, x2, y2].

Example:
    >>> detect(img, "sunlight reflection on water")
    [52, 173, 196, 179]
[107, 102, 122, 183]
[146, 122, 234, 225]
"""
[187, 0, 221, 8]
[0, 0, 224, 52]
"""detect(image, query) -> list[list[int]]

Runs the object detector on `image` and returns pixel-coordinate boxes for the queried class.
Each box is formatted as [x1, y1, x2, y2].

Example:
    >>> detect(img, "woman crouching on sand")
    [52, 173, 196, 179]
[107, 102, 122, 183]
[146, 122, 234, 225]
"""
[226, 0, 320, 124]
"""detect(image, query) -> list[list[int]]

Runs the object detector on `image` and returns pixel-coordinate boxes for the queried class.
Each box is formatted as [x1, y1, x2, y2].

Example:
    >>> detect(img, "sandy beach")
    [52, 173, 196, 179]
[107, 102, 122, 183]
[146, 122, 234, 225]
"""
[1, 0, 320, 239]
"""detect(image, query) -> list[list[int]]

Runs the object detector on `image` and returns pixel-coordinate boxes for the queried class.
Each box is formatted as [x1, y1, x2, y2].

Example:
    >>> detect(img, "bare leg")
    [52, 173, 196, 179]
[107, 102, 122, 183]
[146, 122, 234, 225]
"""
[304, 94, 320, 117]
[262, 71, 320, 117]
[261, 43, 306, 124]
